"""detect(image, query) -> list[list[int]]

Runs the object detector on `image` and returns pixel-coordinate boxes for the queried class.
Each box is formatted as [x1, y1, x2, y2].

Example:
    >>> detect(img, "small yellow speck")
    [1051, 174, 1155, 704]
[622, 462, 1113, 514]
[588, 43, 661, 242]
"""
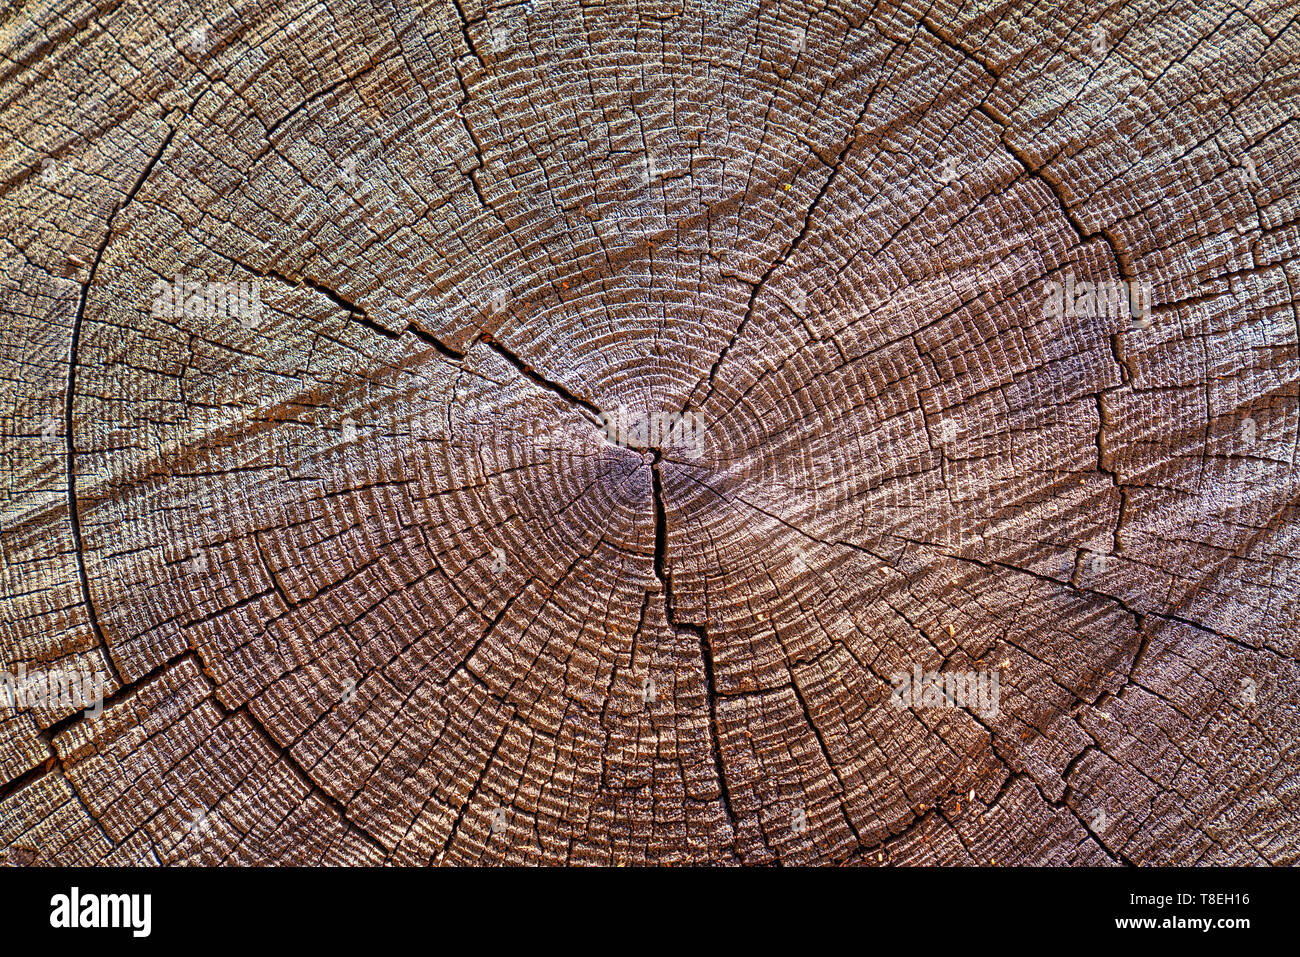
[784, 183, 791, 190]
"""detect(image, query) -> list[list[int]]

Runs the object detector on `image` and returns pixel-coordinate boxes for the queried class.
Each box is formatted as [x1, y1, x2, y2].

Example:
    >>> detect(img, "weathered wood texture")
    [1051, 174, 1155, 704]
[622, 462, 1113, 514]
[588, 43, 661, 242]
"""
[1, 0, 1298, 866]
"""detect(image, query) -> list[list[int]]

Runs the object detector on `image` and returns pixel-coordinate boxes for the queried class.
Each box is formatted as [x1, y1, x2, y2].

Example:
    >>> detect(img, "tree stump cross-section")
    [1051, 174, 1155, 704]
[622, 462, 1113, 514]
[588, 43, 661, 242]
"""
[1, 0, 1298, 865]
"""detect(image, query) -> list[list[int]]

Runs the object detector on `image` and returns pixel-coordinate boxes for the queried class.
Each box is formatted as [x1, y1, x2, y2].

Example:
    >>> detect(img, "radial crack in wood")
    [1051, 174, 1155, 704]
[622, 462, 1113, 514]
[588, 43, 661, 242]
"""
[1, 0, 1298, 865]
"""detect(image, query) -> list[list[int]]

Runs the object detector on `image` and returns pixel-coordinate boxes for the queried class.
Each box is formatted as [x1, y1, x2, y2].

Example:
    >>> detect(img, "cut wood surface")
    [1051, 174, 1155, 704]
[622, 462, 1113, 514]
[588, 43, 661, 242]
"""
[1, 0, 1298, 865]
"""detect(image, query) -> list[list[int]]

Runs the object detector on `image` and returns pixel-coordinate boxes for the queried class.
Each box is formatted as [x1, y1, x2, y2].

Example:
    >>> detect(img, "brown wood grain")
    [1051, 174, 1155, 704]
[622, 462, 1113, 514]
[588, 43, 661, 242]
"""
[1, 0, 1297, 865]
